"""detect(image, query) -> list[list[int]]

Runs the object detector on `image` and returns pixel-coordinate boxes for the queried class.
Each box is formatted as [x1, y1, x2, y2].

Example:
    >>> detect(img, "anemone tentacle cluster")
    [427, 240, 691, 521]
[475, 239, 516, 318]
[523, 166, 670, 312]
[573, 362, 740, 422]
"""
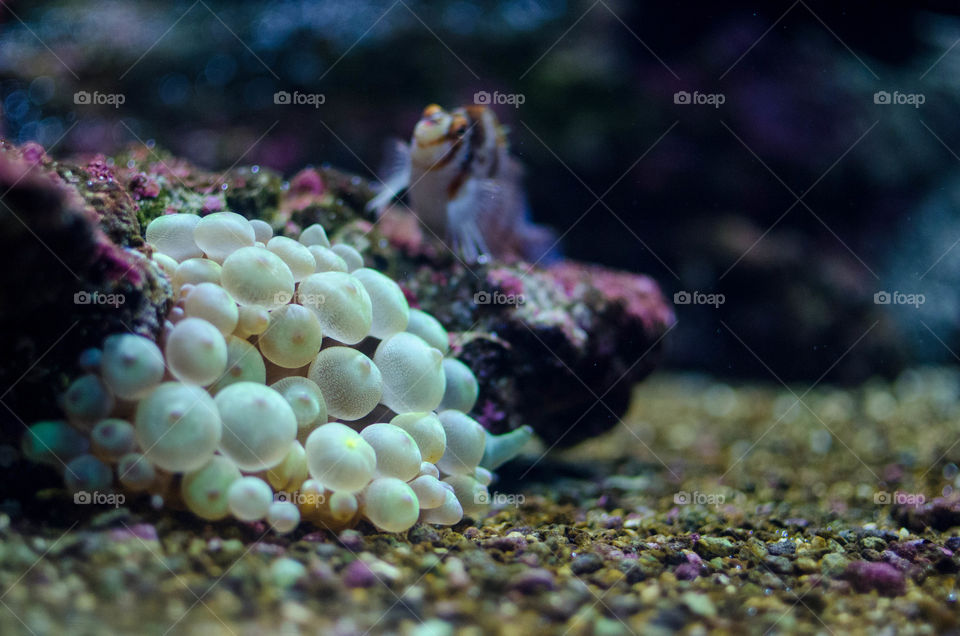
[24, 212, 533, 534]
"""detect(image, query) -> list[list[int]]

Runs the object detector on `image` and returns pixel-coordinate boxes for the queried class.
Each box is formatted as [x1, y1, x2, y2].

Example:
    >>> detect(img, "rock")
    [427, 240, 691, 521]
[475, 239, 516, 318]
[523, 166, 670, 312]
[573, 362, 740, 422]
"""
[764, 556, 793, 575]
[892, 495, 960, 532]
[1, 140, 672, 459]
[570, 553, 604, 575]
[681, 591, 716, 618]
[674, 562, 701, 581]
[696, 536, 738, 559]
[342, 559, 378, 589]
[821, 553, 850, 577]
[843, 561, 906, 597]
[766, 540, 796, 556]
[0, 142, 170, 447]
[270, 557, 307, 588]
[508, 568, 555, 593]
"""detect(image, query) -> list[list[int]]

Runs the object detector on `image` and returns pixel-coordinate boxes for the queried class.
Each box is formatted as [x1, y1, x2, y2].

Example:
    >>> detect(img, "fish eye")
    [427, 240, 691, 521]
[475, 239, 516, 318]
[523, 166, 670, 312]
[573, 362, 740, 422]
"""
[452, 124, 467, 137]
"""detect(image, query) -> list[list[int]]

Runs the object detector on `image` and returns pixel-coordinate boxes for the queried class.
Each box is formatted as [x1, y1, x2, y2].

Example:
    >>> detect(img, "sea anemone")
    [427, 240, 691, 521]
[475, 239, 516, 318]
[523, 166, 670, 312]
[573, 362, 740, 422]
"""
[307, 245, 348, 273]
[164, 317, 229, 386]
[100, 334, 165, 400]
[297, 272, 372, 344]
[330, 243, 363, 271]
[258, 304, 324, 368]
[270, 377, 327, 440]
[267, 500, 301, 534]
[352, 268, 410, 339]
[439, 358, 479, 413]
[236, 305, 270, 336]
[307, 347, 382, 420]
[360, 423, 422, 481]
[183, 282, 240, 336]
[220, 246, 295, 310]
[227, 476, 274, 521]
[30, 214, 534, 535]
[172, 258, 221, 293]
[298, 223, 330, 248]
[405, 309, 450, 354]
[64, 454, 113, 494]
[214, 382, 298, 471]
[389, 412, 446, 464]
[208, 336, 267, 394]
[304, 422, 376, 493]
[267, 236, 316, 282]
[249, 219, 273, 244]
[117, 453, 156, 491]
[374, 333, 446, 413]
[408, 474, 447, 509]
[61, 374, 114, 430]
[134, 382, 222, 472]
[90, 418, 137, 460]
[435, 410, 486, 475]
[193, 211, 255, 262]
[145, 213, 202, 261]
[361, 477, 420, 532]
[181, 455, 241, 521]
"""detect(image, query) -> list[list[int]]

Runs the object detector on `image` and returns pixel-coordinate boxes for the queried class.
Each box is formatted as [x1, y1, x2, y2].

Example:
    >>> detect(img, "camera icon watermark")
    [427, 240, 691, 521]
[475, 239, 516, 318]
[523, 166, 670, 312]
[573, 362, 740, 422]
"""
[873, 90, 925, 108]
[873, 490, 925, 507]
[74, 91, 125, 109]
[474, 290, 525, 306]
[673, 90, 725, 108]
[74, 290, 125, 307]
[274, 90, 325, 108]
[475, 491, 525, 507]
[873, 291, 925, 308]
[673, 490, 725, 508]
[473, 90, 525, 108]
[673, 290, 724, 308]
[74, 490, 125, 508]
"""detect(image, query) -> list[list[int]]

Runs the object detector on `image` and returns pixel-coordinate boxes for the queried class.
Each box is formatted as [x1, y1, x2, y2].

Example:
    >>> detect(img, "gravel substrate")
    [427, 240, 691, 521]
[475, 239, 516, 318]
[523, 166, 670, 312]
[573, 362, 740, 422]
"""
[2, 370, 960, 635]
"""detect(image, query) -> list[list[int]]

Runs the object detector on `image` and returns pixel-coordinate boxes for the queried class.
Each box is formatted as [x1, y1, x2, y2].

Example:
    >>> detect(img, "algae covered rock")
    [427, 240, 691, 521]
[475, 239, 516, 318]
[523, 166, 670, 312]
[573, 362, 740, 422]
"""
[0, 140, 673, 455]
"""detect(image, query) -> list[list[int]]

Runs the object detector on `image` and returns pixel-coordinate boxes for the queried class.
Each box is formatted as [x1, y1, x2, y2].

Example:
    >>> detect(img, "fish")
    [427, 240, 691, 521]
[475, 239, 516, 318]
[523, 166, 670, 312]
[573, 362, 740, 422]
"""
[366, 103, 557, 264]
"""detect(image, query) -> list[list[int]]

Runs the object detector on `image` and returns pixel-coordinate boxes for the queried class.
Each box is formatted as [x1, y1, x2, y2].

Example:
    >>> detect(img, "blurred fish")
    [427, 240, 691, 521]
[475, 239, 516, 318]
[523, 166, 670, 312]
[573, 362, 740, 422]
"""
[367, 104, 557, 264]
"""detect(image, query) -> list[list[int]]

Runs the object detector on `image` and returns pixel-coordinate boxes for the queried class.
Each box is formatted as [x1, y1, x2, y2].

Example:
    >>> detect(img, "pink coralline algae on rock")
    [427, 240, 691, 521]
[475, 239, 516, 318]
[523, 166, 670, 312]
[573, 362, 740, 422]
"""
[0, 137, 673, 459]
[0, 141, 170, 448]
[392, 255, 675, 446]
[843, 561, 907, 596]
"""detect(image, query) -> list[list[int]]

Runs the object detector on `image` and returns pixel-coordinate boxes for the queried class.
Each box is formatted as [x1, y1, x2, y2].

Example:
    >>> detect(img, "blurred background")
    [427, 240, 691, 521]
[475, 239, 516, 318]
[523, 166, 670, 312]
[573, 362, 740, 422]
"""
[2, 0, 960, 383]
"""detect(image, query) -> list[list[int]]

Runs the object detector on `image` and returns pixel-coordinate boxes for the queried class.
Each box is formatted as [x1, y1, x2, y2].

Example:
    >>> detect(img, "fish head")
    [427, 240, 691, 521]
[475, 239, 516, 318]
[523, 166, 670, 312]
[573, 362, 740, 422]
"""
[410, 104, 469, 167]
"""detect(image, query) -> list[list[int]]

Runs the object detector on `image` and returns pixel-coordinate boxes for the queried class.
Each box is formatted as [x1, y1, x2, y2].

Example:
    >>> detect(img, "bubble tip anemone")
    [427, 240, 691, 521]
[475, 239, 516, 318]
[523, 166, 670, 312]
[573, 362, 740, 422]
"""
[481, 425, 534, 470]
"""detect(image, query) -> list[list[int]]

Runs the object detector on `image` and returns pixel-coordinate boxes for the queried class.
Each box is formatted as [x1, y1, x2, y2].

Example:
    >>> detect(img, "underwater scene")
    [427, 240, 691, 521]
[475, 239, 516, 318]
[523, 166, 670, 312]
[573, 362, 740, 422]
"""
[1, 0, 960, 634]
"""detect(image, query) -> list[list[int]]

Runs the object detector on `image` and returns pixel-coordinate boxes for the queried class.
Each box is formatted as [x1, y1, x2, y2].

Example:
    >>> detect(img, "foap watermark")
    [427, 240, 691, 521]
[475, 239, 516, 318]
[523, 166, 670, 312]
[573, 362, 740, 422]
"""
[274, 90, 325, 108]
[274, 490, 326, 508]
[475, 491, 525, 507]
[74, 490, 125, 508]
[474, 290, 524, 306]
[874, 90, 925, 108]
[74, 290, 125, 307]
[874, 490, 925, 507]
[674, 90, 725, 108]
[674, 290, 724, 308]
[74, 90, 125, 108]
[474, 90, 525, 108]
[874, 291, 925, 308]
[275, 290, 325, 308]
[674, 490, 725, 508]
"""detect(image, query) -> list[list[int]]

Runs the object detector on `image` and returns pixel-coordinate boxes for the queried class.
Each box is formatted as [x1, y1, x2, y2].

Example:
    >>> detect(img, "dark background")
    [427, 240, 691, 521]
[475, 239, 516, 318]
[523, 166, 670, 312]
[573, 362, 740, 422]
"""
[3, 0, 960, 383]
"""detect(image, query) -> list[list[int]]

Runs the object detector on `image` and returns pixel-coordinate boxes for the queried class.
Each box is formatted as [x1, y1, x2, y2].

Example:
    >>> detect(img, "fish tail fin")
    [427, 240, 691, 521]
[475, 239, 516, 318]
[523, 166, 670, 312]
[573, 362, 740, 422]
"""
[520, 222, 562, 265]
[366, 138, 411, 215]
